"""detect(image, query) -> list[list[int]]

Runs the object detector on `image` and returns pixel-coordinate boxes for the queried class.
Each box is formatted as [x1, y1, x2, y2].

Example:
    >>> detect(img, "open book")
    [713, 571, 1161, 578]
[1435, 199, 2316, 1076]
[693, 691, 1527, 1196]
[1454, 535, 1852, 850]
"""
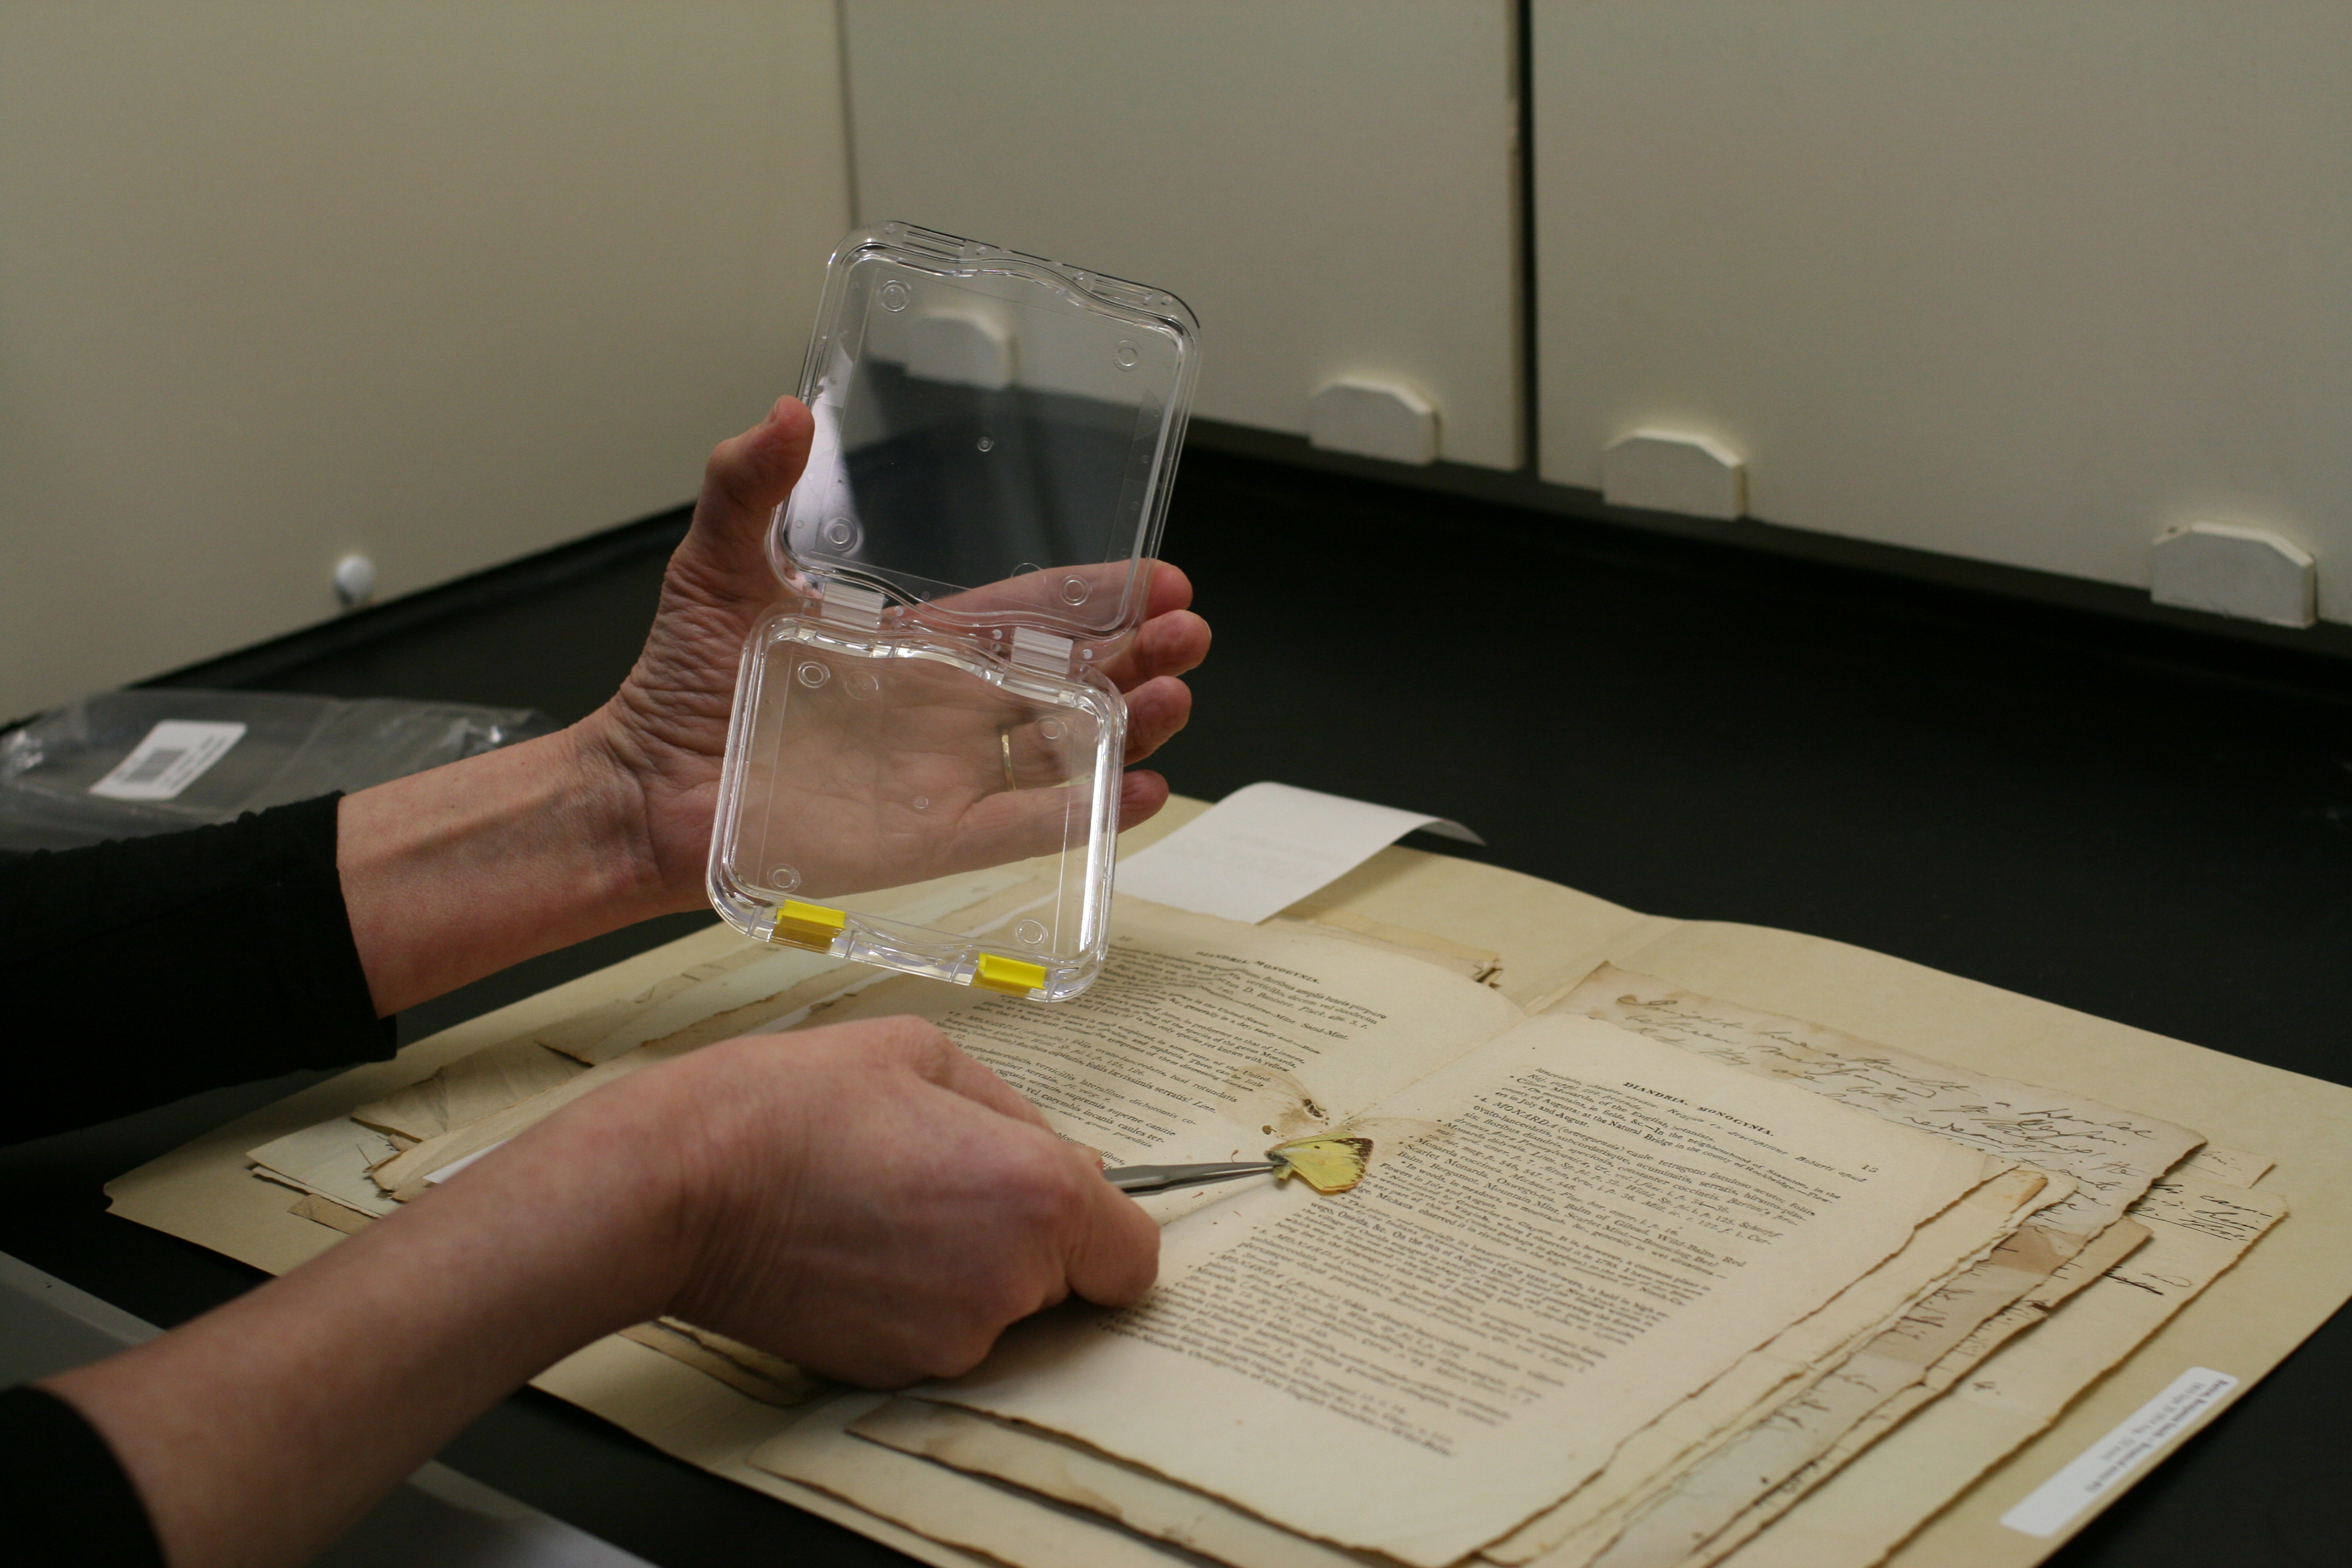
[224, 866, 2289, 1568]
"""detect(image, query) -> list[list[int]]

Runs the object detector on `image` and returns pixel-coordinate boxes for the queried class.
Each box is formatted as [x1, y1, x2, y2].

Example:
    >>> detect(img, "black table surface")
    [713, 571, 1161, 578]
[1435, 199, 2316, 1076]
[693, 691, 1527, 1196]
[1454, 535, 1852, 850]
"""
[4, 448, 2347, 1567]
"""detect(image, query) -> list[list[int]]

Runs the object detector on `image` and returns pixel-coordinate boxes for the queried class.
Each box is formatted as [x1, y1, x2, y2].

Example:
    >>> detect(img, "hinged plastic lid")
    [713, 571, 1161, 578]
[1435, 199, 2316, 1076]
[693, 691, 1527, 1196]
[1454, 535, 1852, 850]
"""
[776, 222, 1200, 647]
[707, 224, 1199, 1001]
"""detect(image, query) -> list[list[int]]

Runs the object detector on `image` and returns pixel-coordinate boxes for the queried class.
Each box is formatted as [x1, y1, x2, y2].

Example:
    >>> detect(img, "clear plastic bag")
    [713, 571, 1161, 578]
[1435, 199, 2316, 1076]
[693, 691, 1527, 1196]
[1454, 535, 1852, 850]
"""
[0, 689, 553, 851]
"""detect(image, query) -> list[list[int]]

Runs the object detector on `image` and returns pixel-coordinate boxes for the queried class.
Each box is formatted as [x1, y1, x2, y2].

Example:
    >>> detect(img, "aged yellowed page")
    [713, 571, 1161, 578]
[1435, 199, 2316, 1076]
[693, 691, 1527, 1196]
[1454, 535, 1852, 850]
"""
[348, 1033, 587, 1141]
[838, 1399, 1376, 1568]
[1567, 1250, 2086, 1566]
[1572, 1223, 2133, 1568]
[1544, 966, 2201, 1245]
[806, 898, 1525, 1168]
[367, 897, 1523, 1199]
[529, 941, 868, 1064]
[1694, 1214, 2158, 1568]
[1528, 909, 2352, 1568]
[1664, 1224, 2154, 1568]
[612, 1320, 820, 1408]
[754, 1393, 1222, 1568]
[806, 1164, 2056, 1568]
[1572, 1213, 2158, 1568]
[368, 1027, 707, 1192]
[2171, 1145, 2272, 1186]
[1714, 1173, 2287, 1568]
[915, 1016, 2017, 1568]
[1487, 1189, 2079, 1568]
[1481, 966, 2207, 1568]
[524, 1335, 1004, 1568]
[1269, 904, 1504, 984]
[246, 1117, 408, 1218]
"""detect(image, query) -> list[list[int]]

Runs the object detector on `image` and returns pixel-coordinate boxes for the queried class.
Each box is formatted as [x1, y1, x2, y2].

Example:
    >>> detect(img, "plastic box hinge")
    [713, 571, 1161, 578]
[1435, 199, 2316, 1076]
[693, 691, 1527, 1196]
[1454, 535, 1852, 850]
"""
[1009, 626, 1075, 673]
[818, 580, 886, 630]
[887, 223, 967, 260]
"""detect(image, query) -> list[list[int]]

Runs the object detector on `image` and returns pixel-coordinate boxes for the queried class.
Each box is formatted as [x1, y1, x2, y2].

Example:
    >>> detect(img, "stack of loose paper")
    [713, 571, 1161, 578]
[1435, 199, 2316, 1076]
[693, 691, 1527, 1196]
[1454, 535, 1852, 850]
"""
[231, 887, 2288, 1568]
[735, 953, 2276, 1568]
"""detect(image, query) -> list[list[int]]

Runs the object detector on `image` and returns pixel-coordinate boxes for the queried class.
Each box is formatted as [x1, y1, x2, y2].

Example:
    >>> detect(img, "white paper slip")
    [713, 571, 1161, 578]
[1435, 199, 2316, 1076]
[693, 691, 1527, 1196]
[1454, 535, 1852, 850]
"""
[2000, 1367, 2240, 1538]
[87, 720, 247, 801]
[423, 1140, 508, 1184]
[1117, 782, 1480, 925]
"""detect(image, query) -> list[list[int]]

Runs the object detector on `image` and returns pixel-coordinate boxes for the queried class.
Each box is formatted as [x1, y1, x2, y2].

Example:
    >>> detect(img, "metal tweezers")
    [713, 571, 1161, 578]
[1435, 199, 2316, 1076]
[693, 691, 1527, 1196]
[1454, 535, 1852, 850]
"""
[1100, 1158, 1281, 1194]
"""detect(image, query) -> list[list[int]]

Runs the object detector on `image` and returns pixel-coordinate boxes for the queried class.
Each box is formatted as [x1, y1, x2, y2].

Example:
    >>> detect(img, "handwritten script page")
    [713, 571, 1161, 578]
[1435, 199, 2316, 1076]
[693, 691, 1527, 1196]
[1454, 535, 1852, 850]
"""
[1544, 965, 2200, 1246]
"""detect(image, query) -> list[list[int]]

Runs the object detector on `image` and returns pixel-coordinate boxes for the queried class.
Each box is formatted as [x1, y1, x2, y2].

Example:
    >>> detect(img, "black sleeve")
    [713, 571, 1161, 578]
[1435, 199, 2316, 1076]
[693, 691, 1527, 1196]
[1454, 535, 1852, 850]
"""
[0, 1384, 168, 1566]
[0, 793, 396, 1145]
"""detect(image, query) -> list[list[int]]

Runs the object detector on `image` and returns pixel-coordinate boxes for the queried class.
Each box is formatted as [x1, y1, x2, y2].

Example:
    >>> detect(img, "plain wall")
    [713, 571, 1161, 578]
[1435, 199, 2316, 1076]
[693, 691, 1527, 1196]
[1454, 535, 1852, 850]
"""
[1532, 1, 2352, 624]
[15, 3, 2343, 717]
[840, 0, 1523, 471]
[0, 2, 851, 717]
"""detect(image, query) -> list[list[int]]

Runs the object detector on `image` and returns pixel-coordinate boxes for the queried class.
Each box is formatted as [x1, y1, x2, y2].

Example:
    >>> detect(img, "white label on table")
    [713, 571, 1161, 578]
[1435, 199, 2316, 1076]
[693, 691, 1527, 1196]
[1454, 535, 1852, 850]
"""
[1117, 782, 1481, 925]
[2000, 1366, 2239, 1538]
[87, 720, 247, 800]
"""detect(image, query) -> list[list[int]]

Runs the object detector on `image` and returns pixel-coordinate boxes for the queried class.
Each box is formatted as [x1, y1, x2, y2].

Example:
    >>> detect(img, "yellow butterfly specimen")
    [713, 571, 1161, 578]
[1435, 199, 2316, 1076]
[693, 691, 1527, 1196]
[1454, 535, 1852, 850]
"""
[1269, 1135, 1373, 1194]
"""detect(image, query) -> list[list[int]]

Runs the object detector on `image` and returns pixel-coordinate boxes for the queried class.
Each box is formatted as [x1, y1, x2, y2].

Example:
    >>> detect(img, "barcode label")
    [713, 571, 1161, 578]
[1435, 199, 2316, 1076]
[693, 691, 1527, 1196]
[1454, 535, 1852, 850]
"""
[117, 747, 188, 785]
[88, 720, 248, 801]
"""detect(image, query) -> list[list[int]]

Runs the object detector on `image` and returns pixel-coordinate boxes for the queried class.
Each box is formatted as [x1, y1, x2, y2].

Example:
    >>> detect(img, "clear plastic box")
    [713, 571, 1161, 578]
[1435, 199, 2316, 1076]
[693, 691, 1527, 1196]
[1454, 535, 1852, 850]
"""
[707, 223, 1199, 1000]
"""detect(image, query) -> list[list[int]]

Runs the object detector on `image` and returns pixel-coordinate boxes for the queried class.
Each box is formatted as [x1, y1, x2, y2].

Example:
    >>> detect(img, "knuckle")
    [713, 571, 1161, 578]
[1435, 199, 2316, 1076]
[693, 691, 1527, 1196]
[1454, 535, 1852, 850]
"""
[889, 1013, 952, 1047]
[864, 1013, 948, 1056]
[1001, 1146, 1089, 1230]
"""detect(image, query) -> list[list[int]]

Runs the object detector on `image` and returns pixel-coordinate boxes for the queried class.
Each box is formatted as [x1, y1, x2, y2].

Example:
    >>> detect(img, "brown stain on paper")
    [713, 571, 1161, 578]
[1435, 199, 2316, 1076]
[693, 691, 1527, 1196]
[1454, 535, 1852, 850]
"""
[1220, 1065, 1451, 1181]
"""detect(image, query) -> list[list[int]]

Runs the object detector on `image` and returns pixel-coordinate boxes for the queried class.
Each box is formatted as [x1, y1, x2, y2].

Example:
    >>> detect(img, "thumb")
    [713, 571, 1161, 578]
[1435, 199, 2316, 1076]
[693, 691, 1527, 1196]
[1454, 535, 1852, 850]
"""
[1062, 1158, 1162, 1308]
[693, 396, 815, 562]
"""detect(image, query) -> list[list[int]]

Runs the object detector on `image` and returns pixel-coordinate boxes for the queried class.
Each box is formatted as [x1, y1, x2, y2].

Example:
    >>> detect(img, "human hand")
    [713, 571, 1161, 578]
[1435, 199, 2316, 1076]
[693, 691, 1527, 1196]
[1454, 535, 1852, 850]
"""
[42, 1015, 1152, 1568]
[336, 396, 1205, 1013]
[534, 1014, 1158, 1385]
[582, 397, 1212, 910]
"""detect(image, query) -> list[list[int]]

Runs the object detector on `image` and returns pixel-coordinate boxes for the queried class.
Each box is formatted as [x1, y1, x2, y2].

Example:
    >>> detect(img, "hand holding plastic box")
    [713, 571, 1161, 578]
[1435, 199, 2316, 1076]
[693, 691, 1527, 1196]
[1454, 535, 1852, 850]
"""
[706, 224, 1199, 1001]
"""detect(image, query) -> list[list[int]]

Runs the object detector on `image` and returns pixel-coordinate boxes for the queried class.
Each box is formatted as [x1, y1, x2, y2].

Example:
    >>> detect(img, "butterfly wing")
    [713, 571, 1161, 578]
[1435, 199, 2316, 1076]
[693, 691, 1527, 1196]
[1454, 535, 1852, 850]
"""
[1268, 1135, 1373, 1194]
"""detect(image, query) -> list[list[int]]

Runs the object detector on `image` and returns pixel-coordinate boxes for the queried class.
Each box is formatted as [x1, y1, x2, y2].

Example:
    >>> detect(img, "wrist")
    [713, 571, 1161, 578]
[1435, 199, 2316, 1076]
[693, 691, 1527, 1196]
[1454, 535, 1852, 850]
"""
[418, 1082, 699, 1344]
[483, 1059, 713, 1332]
[549, 715, 683, 921]
[565, 701, 708, 918]
[337, 726, 680, 1014]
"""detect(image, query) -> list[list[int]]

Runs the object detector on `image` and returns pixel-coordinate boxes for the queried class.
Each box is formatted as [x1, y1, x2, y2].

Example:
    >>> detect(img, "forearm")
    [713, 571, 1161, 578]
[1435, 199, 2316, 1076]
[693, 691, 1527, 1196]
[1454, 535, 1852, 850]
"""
[44, 1106, 682, 1568]
[337, 727, 674, 1014]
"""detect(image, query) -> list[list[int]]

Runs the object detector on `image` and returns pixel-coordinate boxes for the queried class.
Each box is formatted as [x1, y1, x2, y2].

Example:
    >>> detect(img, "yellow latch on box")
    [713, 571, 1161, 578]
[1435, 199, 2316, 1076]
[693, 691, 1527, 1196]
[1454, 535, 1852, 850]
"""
[973, 954, 1047, 996]
[769, 901, 847, 953]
